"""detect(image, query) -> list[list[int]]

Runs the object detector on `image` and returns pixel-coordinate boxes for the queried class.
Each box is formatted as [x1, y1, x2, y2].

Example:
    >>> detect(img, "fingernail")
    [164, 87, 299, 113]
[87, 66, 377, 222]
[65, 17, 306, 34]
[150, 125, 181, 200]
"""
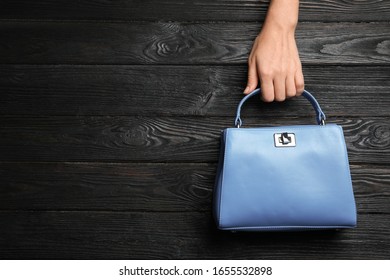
[243, 86, 250, 94]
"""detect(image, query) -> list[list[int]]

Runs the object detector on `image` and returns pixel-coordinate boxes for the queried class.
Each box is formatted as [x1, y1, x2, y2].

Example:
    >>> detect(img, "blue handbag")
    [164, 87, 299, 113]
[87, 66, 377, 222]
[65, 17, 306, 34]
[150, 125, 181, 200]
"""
[213, 89, 357, 231]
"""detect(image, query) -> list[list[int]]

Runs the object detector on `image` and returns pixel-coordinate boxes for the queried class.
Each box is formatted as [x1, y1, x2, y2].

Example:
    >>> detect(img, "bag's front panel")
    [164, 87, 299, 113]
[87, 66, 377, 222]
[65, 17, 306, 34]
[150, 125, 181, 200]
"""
[218, 124, 356, 230]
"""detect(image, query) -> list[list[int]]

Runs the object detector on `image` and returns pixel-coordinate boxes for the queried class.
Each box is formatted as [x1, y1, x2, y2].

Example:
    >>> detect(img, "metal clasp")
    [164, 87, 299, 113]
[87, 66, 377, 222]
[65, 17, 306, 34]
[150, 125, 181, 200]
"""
[274, 133, 296, 147]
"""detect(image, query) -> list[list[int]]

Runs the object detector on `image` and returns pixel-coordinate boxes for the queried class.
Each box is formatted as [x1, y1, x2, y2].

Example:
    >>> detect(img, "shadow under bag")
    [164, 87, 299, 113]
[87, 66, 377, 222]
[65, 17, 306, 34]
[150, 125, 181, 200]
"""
[213, 89, 357, 231]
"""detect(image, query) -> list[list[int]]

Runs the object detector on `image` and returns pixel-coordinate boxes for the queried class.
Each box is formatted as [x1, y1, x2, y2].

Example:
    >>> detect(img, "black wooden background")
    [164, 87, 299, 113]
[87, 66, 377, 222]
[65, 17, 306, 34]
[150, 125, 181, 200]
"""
[0, 1, 389, 259]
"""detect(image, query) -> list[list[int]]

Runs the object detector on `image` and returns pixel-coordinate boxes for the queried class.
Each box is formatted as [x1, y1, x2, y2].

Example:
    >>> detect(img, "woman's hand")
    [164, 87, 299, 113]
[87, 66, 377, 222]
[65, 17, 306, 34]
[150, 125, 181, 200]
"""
[243, 0, 304, 102]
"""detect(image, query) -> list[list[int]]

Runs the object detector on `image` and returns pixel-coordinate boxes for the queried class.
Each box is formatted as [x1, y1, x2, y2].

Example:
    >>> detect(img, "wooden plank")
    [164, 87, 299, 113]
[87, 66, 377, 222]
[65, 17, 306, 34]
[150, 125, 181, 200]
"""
[351, 166, 390, 214]
[0, 117, 389, 163]
[0, 163, 388, 214]
[0, 211, 388, 259]
[1, 65, 389, 116]
[0, 162, 215, 212]
[0, 22, 389, 65]
[0, 0, 389, 22]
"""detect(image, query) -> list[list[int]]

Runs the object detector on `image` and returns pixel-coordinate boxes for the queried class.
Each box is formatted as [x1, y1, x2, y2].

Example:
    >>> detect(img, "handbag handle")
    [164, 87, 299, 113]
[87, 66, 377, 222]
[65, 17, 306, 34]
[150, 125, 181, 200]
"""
[234, 88, 326, 127]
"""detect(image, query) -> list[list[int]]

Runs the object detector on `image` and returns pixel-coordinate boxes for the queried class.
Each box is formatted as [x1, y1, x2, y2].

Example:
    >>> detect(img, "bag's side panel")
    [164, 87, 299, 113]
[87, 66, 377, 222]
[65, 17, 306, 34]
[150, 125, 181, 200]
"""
[213, 129, 227, 228]
[218, 124, 357, 231]
[337, 125, 358, 225]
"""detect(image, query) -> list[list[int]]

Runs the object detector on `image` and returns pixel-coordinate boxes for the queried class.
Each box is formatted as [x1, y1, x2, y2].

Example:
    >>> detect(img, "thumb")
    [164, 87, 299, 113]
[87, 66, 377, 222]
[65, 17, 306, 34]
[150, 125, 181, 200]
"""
[244, 62, 258, 94]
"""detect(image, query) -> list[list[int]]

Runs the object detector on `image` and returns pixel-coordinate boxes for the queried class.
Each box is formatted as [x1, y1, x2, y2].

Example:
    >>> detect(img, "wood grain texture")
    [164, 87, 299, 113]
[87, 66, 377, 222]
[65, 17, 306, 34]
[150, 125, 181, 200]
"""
[0, 163, 388, 214]
[0, 0, 389, 22]
[0, 117, 389, 163]
[0, 163, 216, 212]
[0, 211, 388, 259]
[1, 0, 389, 261]
[0, 22, 389, 65]
[1, 65, 389, 116]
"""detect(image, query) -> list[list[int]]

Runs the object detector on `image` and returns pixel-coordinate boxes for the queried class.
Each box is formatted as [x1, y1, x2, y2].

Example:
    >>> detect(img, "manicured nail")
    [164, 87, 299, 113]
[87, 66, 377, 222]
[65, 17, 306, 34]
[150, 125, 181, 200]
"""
[243, 86, 250, 94]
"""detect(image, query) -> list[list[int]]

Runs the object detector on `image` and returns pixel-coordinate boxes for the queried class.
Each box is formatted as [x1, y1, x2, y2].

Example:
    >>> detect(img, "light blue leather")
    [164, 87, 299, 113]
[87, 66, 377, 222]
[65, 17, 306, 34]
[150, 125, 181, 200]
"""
[235, 89, 326, 127]
[214, 89, 357, 231]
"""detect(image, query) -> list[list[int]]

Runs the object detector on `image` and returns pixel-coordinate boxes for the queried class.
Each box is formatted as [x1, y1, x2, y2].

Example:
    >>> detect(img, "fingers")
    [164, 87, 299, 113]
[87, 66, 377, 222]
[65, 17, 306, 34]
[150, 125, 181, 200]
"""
[244, 60, 258, 94]
[285, 75, 296, 99]
[273, 76, 286, 102]
[244, 56, 304, 100]
[259, 73, 274, 102]
[260, 70, 304, 102]
[295, 68, 305, 96]
[250, 71, 304, 102]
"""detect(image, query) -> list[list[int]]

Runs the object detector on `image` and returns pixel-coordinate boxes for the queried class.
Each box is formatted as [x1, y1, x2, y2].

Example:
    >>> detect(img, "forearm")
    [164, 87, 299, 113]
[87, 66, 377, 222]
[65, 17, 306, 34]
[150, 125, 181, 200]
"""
[264, 0, 299, 32]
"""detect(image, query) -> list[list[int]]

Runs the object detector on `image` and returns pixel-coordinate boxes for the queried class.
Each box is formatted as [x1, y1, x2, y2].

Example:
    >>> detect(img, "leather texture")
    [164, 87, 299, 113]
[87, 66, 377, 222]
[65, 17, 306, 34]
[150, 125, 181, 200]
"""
[214, 89, 357, 231]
